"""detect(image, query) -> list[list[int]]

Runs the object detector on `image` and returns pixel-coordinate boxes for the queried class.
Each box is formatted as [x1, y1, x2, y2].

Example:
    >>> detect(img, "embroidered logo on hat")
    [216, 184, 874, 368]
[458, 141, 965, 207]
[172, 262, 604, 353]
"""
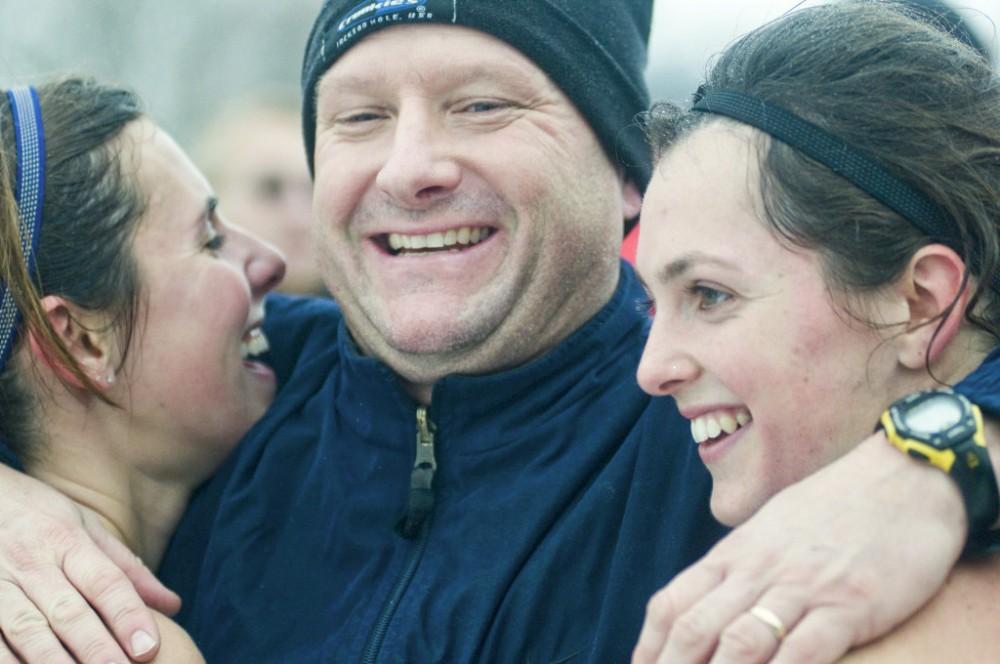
[337, 0, 428, 33]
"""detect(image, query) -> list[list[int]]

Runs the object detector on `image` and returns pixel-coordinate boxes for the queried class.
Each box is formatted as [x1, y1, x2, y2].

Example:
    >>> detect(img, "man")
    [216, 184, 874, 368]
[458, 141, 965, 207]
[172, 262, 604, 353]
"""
[0, 1, 996, 662]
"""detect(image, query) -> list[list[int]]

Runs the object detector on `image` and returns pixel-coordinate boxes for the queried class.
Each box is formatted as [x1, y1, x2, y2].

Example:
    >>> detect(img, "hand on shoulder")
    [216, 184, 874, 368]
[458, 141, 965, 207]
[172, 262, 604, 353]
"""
[147, 612, 204, 664]
[838, 554, 1000, 663]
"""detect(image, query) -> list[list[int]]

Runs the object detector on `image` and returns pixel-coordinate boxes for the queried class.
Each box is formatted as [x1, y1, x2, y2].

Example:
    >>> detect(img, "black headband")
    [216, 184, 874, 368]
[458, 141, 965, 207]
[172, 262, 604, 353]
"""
[692, 89, 997, 290]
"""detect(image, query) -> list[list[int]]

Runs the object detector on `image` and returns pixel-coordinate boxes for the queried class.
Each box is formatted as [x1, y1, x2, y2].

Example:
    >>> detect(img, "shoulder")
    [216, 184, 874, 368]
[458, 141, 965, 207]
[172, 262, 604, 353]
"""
[954, 344, 1000, 417]
[264, 293, 342, 343]
[147, 611, 205, 664]
[262, 293, 343, 385]
[838, 555, 1000, 663]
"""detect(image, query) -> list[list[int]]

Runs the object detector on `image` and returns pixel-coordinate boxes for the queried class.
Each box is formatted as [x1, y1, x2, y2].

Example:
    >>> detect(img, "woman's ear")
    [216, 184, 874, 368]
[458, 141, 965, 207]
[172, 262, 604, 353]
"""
[621, 178, 643, 221]
[27, 295, 117, 391]
[894, 244, 969, 371]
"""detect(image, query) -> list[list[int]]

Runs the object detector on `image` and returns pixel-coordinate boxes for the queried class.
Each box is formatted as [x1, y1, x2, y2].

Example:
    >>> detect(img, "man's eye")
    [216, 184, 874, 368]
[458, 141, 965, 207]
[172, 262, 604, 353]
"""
[461, 100, 509, 113]
[341, 111, 385, 123]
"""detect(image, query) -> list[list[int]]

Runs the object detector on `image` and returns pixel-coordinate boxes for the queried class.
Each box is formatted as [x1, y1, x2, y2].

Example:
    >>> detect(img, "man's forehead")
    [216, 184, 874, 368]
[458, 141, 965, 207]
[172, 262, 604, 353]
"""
[316, 24, 548, 95]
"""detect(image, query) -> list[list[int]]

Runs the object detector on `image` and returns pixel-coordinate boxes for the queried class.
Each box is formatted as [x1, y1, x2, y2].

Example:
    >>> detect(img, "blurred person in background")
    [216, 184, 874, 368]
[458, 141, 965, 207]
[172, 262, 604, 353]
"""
[192, 95, 325, 296]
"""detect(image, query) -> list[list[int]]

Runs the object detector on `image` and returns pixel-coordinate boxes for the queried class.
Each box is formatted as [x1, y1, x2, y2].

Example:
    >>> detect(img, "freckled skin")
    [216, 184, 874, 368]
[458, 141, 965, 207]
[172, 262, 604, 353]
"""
[636, 123, 916, 526]
[121, 120, 284, 480]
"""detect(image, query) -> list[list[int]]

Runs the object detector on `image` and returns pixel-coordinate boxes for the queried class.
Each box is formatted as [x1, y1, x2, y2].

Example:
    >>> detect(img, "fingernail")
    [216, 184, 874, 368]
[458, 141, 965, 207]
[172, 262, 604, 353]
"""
[131, 629, 157, 656]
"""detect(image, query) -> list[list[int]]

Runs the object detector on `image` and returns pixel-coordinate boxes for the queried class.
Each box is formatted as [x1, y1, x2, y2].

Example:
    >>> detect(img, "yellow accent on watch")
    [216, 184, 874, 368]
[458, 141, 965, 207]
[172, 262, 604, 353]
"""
[880, 389, 999, 536]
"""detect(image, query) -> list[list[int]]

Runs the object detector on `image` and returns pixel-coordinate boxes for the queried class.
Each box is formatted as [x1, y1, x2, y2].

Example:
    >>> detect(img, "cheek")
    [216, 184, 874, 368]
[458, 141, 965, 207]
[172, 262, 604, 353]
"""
[313, 149, 373, 229]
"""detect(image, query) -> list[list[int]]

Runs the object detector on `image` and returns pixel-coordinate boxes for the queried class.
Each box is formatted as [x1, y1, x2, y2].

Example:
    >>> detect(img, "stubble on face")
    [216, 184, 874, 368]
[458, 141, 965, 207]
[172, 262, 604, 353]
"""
[310, 25, 627, 390]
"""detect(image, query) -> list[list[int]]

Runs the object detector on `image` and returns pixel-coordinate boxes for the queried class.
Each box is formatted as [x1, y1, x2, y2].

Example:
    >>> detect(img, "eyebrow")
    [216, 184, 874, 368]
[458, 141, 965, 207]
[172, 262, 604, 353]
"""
[205, 196, 218, 221]
[321, 64, 542, 100]
[193, 196, 218, 232]
[653, 251, 740, 285]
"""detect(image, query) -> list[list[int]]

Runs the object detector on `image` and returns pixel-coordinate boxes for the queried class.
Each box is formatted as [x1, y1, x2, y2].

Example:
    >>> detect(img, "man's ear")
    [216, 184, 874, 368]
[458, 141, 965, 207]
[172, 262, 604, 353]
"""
[894, 244, 969, 371]
[622, 178, 642, 221]
[27, 295, 117, 391]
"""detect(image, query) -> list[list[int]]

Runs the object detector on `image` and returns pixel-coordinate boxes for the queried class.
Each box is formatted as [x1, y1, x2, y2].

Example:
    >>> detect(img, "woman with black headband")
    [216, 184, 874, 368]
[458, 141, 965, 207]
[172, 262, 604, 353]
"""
[633, 2, 1000, 662]
[0, 78, 285, 662]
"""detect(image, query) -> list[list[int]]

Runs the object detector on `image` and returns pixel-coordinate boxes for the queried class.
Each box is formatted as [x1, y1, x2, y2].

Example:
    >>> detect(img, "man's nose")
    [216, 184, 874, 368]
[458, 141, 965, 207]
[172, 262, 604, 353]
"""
[375, 108, 462, 209]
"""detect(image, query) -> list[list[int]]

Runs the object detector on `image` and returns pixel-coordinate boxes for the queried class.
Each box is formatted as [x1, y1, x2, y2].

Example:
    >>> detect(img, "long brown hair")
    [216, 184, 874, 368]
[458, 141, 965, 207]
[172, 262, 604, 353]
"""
[0, 77, 144, 464]
[644, 1, 1000, 342]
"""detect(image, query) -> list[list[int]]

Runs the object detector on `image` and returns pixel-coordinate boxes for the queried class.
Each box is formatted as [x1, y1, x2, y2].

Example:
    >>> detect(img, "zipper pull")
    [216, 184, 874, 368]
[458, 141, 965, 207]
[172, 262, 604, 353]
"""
[398, 406, 437, 538]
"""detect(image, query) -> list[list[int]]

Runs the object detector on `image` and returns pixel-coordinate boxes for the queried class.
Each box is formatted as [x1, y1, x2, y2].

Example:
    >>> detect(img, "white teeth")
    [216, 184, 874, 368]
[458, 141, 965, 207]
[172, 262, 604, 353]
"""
[240, 328, 270, 359]
[690, 408, 752, 444]
[692, 417, 707, 443]
[387, 226, 489, 253]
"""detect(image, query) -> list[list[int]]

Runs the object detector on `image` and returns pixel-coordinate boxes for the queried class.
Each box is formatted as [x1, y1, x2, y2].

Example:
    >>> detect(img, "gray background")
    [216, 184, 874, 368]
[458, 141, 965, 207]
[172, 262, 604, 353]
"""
[0, 0, 996, 153]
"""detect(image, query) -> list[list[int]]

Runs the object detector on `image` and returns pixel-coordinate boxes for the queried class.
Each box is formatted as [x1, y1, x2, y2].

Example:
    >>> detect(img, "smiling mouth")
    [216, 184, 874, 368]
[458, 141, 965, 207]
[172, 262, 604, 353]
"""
[690, 408, 752, 444]
[378, 226, 495, 256]
[240, 328, 270, 360]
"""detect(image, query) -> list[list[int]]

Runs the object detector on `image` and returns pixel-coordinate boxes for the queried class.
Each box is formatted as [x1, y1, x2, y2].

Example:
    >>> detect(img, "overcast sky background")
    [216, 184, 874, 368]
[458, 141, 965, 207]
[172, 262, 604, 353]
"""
[0, 0, 996, 149]
[648, 0, 999, 102]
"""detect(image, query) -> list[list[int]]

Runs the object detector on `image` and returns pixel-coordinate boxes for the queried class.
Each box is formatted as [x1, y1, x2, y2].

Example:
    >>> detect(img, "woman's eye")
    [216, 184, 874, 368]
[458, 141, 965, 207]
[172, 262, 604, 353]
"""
[205, 226, 226, 252]
[690, 285, 732, 310]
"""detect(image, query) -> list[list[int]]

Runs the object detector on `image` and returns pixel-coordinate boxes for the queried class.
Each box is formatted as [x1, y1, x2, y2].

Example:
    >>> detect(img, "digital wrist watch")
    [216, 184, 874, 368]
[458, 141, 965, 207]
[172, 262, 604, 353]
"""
[880, 389, 1000, 545]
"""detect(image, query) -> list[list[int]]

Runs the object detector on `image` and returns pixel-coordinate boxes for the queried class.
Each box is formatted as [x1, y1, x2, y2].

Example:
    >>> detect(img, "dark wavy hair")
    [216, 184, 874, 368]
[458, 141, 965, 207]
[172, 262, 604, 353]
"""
[0, 77, 145, 465]
[644, 1, 1000, 343]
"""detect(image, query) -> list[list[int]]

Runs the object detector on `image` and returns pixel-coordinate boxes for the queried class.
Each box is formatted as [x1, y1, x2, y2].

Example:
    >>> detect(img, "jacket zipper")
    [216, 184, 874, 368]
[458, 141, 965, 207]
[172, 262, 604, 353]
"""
[360, 407, 438, 664]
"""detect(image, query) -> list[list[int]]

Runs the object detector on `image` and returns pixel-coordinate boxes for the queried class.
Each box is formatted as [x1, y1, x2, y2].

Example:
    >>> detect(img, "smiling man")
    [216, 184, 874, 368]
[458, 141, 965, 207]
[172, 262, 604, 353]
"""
[166, 3, 729, 660]
[0, 1, 998, 663]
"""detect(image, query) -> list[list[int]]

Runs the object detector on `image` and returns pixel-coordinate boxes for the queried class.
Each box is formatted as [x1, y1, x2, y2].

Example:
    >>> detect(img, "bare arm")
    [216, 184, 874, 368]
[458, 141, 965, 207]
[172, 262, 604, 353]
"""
[837, 555, 1000, 663]
[633, 429, 978, 664]
[0, 464, 180, 663]
[148, 612, 205, 664]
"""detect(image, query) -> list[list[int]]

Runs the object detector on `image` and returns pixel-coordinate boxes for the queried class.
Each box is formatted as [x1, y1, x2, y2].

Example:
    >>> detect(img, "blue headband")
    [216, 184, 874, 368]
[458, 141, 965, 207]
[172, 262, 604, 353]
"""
[0, 86, 46, 373]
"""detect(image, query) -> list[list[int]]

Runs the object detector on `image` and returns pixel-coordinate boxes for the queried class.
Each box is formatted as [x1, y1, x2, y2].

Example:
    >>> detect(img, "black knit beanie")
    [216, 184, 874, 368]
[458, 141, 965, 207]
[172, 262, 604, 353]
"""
[300, 0, 654, 196]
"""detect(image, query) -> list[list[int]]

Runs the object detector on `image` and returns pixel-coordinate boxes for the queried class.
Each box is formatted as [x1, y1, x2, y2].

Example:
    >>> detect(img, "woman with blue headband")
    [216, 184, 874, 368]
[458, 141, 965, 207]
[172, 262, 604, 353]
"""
[0, 78, 285, 662]
[633, 2, 1000, 662]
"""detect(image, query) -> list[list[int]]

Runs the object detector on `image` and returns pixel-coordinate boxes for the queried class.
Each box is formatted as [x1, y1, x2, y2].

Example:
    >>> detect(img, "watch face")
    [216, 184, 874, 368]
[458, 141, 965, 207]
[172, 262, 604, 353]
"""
[903, 395, 964, 434]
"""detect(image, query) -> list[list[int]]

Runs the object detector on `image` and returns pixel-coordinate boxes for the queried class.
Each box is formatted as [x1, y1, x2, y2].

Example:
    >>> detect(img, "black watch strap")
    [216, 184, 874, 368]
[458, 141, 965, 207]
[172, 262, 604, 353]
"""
[951, 436, 1000, 534]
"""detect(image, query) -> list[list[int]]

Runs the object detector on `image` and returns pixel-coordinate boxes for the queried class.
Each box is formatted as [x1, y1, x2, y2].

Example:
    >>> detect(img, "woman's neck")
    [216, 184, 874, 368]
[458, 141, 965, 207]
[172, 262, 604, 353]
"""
[29, 402, 196, 570]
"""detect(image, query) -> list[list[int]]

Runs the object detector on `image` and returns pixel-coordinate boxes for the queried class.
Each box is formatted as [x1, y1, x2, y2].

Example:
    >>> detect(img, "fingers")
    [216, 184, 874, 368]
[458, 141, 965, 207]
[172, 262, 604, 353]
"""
[653, 577, 765, 664]
[0, 470, 165, 663]
[1, 526, 156, 663]
[62, 538, 161, 662]
[632, 562, 727, 663]
[708, 596, 802, 664]
[771, 608, 855, 664]
[83, 511, 181, 617]
[0, 635, 24, 664]
[0, 580, 75, 664]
